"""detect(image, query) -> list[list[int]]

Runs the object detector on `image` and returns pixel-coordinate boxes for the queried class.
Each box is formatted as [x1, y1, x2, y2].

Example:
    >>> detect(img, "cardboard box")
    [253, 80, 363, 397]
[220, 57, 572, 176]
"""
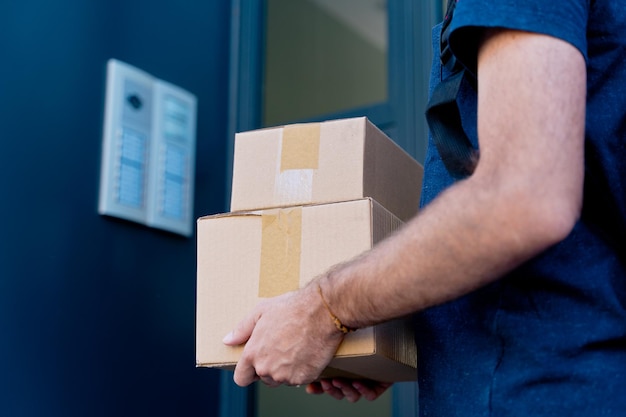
[196, 198, 417, 382]
[230, 117, 423, 222]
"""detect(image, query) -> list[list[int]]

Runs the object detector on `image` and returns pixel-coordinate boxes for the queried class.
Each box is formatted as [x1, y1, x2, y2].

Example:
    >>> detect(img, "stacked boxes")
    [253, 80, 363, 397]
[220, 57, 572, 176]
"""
[196, 117, 424, 382]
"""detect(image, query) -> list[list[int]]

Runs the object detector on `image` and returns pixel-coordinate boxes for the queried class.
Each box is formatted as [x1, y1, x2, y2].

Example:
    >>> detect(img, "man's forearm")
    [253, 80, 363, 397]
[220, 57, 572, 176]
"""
[318, 173, 565, 329]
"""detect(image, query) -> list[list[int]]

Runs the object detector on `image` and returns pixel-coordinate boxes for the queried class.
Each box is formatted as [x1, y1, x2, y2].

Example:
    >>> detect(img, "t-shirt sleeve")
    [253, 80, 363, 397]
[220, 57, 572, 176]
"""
[448, 0, 589, 74]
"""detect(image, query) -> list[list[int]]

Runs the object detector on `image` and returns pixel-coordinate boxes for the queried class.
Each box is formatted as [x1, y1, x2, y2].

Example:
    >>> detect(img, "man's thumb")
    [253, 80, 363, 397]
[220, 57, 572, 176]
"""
[222, 315, 255, 346]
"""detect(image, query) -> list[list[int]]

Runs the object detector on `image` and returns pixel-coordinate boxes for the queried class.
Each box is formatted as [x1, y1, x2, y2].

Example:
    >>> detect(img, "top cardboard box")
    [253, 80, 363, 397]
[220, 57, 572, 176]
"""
[230, 117, 423, 222]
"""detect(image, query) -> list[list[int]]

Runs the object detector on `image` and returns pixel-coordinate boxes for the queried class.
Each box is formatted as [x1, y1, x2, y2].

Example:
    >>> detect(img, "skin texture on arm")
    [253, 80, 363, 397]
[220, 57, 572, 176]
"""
[223, 28, 587, 400]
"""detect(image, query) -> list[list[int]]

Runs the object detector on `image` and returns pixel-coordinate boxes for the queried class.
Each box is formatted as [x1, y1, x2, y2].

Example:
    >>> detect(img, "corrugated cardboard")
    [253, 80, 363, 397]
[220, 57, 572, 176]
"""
[230, 117, 424, 222]
[196, 198, 417, 382]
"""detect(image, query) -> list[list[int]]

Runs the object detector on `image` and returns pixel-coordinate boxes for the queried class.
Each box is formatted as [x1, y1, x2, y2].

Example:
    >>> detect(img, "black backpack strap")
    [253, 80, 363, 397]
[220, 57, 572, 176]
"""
[425, 0, 478, 179]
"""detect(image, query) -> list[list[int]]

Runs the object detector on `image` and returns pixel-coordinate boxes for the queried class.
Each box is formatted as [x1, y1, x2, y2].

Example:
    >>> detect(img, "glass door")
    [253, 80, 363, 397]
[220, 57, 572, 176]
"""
[263, 0, 388, 127]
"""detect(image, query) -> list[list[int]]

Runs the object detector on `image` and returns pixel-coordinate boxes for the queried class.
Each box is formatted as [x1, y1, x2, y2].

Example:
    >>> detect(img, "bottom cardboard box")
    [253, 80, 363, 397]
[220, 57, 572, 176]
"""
[196, 198, 417, 382]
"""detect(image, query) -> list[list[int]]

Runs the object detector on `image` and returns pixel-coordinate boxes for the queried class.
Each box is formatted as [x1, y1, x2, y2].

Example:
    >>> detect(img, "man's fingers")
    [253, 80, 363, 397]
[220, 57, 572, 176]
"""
[320, 379, 346, 400]
[223, 310, 260, 346]
[352, 381, 393, 401]
[233, 356, 260, 387]
[305, 382, 324, 395]
[331, 379, 362, 403]
[306, 378, 392, 402]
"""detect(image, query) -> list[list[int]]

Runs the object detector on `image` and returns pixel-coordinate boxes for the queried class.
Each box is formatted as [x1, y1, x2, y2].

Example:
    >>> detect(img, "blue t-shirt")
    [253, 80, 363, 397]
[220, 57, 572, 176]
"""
[416, 1, 626, 416]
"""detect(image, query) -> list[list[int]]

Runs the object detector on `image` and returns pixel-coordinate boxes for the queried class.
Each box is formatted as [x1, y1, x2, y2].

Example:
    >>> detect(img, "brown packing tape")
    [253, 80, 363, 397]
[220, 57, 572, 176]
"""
[259, 208, 303, 298]
[280, 123, 320, 171]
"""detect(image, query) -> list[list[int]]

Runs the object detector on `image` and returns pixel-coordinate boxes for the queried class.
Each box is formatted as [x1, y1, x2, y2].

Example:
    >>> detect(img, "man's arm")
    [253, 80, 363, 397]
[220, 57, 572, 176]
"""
[224, 29, 586, 391]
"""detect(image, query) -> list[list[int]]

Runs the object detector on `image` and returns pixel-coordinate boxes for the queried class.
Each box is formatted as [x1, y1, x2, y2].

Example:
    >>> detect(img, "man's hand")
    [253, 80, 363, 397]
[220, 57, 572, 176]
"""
[223, 283, 345, 387]
[306, 378, 392, 402]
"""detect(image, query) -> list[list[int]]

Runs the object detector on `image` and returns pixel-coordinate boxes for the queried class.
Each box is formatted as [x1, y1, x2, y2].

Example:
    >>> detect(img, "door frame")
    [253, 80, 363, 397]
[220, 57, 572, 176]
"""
[222, 1, 442, 415]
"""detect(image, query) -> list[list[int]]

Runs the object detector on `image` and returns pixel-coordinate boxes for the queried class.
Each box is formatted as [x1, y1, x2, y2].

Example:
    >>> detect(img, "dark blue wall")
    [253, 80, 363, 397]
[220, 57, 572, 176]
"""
[0, 1, 229, 415]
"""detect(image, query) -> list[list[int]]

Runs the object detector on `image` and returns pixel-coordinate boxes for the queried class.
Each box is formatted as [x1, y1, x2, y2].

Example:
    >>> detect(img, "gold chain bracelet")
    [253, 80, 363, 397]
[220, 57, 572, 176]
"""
[317, 284, 356, 334]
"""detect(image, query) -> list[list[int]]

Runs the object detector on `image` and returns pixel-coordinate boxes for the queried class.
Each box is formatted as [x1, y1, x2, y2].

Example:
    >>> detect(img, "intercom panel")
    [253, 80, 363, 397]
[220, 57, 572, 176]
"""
[98, 59, 197, 237]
